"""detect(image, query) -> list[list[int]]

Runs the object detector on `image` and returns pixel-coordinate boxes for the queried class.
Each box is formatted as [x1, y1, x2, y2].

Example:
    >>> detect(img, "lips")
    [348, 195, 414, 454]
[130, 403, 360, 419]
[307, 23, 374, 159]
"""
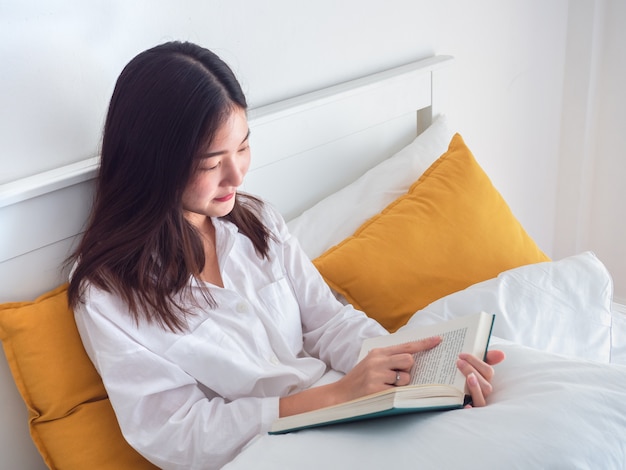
[214, 192, 235, 203]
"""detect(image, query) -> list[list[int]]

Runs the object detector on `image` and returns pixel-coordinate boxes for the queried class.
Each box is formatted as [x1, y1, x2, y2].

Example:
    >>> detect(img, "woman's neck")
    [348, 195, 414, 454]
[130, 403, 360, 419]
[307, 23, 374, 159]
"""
[195, 217, 224, 288]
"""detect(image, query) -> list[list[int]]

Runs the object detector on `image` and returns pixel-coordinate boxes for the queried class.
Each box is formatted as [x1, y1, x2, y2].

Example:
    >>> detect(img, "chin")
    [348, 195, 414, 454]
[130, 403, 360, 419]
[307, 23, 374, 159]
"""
[214, 200, 237, 218]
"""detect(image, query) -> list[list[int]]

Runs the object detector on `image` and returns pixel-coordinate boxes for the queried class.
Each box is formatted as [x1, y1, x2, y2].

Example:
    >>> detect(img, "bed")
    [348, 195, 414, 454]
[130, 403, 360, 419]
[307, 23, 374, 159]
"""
[1, 54, 625, 470]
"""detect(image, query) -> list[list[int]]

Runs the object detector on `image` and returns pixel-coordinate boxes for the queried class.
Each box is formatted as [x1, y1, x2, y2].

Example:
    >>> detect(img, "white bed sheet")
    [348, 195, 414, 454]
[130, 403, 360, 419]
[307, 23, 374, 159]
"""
[226, 341, 626, 470]
[225, 252, 626, 469]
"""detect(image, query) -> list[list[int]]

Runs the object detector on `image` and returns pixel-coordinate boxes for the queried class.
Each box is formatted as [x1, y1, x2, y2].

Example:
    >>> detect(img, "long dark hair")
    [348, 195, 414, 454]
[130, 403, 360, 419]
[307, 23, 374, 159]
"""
[68, 41, 271, 331]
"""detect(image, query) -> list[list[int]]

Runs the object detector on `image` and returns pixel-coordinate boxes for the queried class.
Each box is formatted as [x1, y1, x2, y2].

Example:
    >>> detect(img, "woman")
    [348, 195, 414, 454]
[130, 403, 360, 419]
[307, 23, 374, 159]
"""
[68, 41, 504, 469]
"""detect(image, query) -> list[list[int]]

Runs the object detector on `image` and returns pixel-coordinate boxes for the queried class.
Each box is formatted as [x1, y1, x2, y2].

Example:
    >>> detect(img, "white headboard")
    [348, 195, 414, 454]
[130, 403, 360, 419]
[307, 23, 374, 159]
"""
[0, 54, 453, 469]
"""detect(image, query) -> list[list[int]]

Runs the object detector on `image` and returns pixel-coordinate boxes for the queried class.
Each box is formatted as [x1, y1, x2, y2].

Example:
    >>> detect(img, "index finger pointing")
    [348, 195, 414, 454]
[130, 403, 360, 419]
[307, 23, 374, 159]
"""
[384, 336, 442, 355]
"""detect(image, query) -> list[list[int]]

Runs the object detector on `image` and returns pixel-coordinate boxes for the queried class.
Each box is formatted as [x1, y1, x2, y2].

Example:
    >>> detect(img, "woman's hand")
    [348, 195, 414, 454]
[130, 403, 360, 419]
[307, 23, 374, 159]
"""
[334, 336, 443, 403]
[279, 336, 441, 418]
[279, 338, 504, 418]
[456, 349, 506, 407]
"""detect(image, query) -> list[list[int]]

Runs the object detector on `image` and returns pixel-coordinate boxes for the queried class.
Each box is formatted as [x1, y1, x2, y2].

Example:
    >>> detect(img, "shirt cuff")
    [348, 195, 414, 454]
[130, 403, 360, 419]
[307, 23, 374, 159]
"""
[260, 396, 281, 433]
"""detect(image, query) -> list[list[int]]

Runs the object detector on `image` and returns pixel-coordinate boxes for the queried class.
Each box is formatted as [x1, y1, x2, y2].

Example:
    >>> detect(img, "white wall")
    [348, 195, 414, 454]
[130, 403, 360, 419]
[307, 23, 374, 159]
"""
[554, 0, 626, 303]
[1, 0, 568, 240]
[589, 0, 626, 304]
[1, 1, 621, 294]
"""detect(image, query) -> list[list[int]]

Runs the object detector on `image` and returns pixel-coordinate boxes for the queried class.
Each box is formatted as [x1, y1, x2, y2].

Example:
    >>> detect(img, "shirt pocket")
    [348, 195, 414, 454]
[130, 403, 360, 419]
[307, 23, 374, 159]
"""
[257, 277, 303, 354]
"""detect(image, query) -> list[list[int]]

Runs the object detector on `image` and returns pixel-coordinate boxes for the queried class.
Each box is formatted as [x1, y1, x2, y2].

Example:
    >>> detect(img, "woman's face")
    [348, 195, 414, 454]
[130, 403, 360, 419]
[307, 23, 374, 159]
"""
[182, 107, 251, 226]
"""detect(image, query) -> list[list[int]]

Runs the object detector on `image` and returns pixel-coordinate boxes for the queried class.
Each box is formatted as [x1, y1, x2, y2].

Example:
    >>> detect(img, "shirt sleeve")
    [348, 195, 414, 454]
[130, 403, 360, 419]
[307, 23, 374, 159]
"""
[74, 287, 279, 470]
[265, 205, 389, 373]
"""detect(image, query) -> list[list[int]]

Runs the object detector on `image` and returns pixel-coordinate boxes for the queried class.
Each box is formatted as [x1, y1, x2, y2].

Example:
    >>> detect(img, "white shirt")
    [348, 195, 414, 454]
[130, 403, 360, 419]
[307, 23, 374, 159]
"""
[74, 204, 387, 470]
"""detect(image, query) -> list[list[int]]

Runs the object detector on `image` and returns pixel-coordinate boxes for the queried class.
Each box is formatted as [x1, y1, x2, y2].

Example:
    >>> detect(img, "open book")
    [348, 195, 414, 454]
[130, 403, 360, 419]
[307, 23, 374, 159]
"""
[269, 311, 495, 434]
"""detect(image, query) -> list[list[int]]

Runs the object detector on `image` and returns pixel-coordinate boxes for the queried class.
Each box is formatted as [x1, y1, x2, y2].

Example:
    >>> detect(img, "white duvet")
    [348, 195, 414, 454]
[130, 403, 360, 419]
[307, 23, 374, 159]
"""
[225, 252, 626, 469]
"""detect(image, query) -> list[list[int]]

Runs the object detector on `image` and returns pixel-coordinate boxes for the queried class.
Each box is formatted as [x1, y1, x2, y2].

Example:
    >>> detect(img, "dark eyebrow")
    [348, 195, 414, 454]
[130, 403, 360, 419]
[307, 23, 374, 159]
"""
[201, 129, 251, 159]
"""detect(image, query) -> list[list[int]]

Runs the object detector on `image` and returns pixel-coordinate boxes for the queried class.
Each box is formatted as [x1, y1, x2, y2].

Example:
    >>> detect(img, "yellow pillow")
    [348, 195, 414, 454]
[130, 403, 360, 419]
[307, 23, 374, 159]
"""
[314, 133, 550, 332]
[0, 284, 157, 470]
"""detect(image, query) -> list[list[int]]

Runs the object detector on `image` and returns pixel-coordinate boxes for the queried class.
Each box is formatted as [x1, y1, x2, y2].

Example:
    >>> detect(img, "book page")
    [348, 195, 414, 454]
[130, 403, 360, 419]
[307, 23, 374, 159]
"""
[409, 326, 467, 386]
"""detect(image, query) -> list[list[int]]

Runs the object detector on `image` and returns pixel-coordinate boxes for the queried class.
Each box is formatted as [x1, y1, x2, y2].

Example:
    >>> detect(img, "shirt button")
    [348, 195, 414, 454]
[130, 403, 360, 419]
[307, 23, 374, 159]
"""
[269, 355, 279, 365]
[236, 302, 248, 314]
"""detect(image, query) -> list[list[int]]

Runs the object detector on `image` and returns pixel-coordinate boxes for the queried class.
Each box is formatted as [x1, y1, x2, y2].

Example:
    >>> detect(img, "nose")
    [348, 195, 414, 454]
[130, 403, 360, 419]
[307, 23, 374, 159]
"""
[222, 156, 246, 187]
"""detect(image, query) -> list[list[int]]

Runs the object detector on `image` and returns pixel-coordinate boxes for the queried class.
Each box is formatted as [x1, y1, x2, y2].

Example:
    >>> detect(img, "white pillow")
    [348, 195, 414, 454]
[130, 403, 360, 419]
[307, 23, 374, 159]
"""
[611, 306, 626, 364]
[402, 251, 614, 363]
[287, 115, 454, 259]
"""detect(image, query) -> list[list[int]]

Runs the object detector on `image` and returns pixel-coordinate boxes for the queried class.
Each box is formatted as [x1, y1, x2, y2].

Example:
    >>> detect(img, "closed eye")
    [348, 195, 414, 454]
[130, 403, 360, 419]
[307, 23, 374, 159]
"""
[199, 159, 221, 171]
[238, 131, 251, 153]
